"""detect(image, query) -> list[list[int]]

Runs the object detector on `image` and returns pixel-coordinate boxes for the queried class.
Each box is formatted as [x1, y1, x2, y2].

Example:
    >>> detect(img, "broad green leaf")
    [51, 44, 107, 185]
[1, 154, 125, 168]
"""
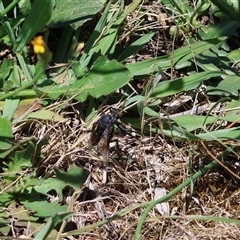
[4, 153, 32, 184]
[30, 178, 67, 201]
[37, 56, 131, 101]
[74, 56, 131, 102]
[26, 165, 88, 201]
[3, 139, 45, 184]
[225, 99, 240, 116]
[150, 71, 223, 98]
[0, 192, 14, 206]
[127, 38, 222, 76]
[8, 202, 59, 239]
[228, 48, 240, 67]
[3, 139, 46, 184]
[21, 197, 68, 218]
[2, 64, 21, 91]
[210, 0, 240, 21]
[26, 109, 67, 122]
[55, 164, 89, 190]
[194, 44, 231, 73]
[142, 106, 159, 117]
[198, 0, 240, 39]
[199, 20, 240, 40]
[206, 75, 240, 96]
[0, 117, 13, 150]
[14, 0, 55, 52]
[0, 59, 14, 81]
[49, 0, 104, 30]
[9, 64, 21, 87]
[0, 148, 15, 159]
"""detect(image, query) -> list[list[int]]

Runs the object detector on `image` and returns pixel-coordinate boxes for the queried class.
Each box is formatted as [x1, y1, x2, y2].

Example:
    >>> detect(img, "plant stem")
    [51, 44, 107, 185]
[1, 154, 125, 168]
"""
[0, 67, 44, 101]
[0, 0, 20, 19]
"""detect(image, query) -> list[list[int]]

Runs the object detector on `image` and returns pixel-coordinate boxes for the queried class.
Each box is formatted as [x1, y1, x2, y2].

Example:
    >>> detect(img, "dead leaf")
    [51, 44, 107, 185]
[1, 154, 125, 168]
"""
[154, 187, 169, 216]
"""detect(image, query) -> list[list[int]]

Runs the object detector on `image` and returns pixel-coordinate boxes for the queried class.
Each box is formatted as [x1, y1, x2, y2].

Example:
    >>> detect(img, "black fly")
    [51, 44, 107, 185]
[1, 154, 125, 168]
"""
[89, 108, 140, 162]
[89, 108, 119, 162]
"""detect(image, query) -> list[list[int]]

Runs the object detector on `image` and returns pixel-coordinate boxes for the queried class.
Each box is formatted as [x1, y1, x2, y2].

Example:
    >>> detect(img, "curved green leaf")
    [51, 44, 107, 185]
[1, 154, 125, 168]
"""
[74, 56, 131, 102]
[150, 71, 223, 98]
[49, 0, 104, 30]
[117, 32, 155, 62]
[0, 117, 13, 150]
[14, 0, 55, 52]
[127, 38, 223, 76]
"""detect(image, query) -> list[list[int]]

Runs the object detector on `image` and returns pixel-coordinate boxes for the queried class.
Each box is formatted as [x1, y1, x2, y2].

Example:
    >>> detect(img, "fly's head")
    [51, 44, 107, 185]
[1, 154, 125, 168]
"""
[98, 108, 118, 129]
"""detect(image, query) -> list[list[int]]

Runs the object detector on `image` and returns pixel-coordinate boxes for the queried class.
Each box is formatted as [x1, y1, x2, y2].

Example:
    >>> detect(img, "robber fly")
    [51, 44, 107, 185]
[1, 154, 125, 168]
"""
[89, 108, 127, 162]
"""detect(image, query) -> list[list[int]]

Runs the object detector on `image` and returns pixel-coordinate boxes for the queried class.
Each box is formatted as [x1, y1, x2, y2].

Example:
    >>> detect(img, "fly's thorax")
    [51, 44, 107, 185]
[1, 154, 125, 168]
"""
[99, 115, 112, 129]
[98, 112, 118, 129]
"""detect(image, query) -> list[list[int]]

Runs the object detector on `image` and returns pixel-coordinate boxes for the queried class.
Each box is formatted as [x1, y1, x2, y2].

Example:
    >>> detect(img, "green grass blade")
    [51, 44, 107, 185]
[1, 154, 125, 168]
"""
[127, 38, 223, 76]
[80, 1, 111, 65]
[117, 32, 155, 62]
[150, 71, 223, 98]
[2, 99, 20, 121]
[0, 0, 19, 20]
[0, 2, 16, 44]
[33, 212, 72, 240]
[0, 118, 13, 150]
[14, 0, 55, 52]
[197, 127, 240, 141]
[88, 2, 125, 56]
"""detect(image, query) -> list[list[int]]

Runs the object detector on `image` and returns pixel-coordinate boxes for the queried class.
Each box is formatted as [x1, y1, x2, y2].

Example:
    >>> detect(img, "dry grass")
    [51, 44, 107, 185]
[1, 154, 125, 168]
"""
[13, 97, 240, 239]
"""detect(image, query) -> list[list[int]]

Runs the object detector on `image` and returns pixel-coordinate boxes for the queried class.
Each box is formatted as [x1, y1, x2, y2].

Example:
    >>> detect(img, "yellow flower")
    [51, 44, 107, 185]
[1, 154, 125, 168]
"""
[31, 35, 52, 66]
[31, 35, 47, 54]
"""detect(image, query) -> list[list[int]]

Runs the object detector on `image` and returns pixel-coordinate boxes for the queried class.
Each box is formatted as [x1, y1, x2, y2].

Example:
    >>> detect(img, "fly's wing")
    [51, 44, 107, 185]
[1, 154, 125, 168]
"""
[97, 125, 114, 162]
[89, 114, 111, 147]
[89, 122, 103, 147]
